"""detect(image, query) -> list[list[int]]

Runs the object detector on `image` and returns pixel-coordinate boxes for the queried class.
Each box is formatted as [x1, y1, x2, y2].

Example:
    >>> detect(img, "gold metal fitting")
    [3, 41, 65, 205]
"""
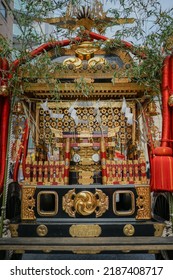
[0, 85, 8, 96]
[168, 95, 173, 107]
[147, 101, 158, 115]
[36, 224, 48, 237]
[123, 224, 135, 236]
[75, 41, 98, 60]
[14, 102, 24, 114]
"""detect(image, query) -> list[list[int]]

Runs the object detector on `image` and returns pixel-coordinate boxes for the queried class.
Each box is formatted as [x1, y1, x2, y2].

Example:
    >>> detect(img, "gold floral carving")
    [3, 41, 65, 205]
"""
[63, 189, 108, 217]
[69, 224, 101, 237]
[21, 186, 36, 220]
[9, 224, 19, 237]
[135, 185, 151, 220]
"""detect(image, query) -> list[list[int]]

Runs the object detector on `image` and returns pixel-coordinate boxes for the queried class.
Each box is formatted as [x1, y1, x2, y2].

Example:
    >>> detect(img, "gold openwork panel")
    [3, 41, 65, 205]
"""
[36, 101, 135, 146]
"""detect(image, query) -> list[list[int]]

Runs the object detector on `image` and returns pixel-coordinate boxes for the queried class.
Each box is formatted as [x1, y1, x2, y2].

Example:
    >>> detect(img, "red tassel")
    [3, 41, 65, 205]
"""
[0, 97, 10, 193]
[161, 56, 171, 147]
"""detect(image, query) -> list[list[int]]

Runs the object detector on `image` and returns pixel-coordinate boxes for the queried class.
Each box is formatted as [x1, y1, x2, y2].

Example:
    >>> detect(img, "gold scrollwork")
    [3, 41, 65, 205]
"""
[135, 185, 151, 220]
[63, 189, 109, 217]
[21, 186, 36, 220]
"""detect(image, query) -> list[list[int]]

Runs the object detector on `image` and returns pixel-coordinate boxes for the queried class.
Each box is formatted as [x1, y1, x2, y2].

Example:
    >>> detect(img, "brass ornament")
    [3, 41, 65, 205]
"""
[69, 224, 101, 237]
[9, 224, 19, 237]
[36, 224, 48, 237]
[0, 85, 8, 96]
[63, 189, 109, 217]
[168, 95, 173, 107]
[154, 223, 165, 237]
[135, 185, 151, 220]
[123, 224, 135, 236]
[21, 186, 36, 220]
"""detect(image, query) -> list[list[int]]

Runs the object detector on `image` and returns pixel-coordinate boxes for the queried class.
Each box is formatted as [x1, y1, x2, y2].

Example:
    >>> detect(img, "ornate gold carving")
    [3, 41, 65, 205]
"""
[9, 224, 19, 237]
[74, 191, 97, 216]
[78, 171, 94, 185]
[63, 189, 76, 217]
[154, 223, 165, 237]
[36, 225, 48, 237]
[75, 42, 98, 60]
[63, 189, 108, 217]
[63, 57, 82, 68]
[95, 189, 109, 217]
[21, 186, 36, 220]
[69, 224, 101, 237]
[123, 224, 135, 236]
[135, 185, 151, 220]
[88, 57, 107, 68]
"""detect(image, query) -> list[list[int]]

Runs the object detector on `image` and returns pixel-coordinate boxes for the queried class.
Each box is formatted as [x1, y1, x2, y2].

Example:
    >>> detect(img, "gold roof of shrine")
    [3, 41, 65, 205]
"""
[18, 40, 151, 101]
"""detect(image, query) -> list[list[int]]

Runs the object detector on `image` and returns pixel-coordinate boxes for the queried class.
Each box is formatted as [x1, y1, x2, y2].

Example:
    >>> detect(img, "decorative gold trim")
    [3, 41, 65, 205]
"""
[73, 250, 101, 254]
[154, 223, 165, 237]
[69, 224, 102, 237]
[9, 224, 19, 237]
[113, 190, 135, 216]
[63, 189, 108, 217]
[21, 186, 36, 220]
[135, 185, 151, 220]
[14, 250, 25, 254]
[37, 191, 58, 217]
[123, 224, 135, 236]
[36, 224, 48, 237]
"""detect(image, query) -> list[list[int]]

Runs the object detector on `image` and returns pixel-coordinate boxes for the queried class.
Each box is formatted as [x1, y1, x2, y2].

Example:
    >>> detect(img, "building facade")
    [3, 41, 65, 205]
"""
[0, 0, 13, 42]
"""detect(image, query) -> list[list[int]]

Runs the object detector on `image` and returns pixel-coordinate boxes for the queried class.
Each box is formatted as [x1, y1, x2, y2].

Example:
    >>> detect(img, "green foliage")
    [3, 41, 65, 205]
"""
[1, 0, 173, 98]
